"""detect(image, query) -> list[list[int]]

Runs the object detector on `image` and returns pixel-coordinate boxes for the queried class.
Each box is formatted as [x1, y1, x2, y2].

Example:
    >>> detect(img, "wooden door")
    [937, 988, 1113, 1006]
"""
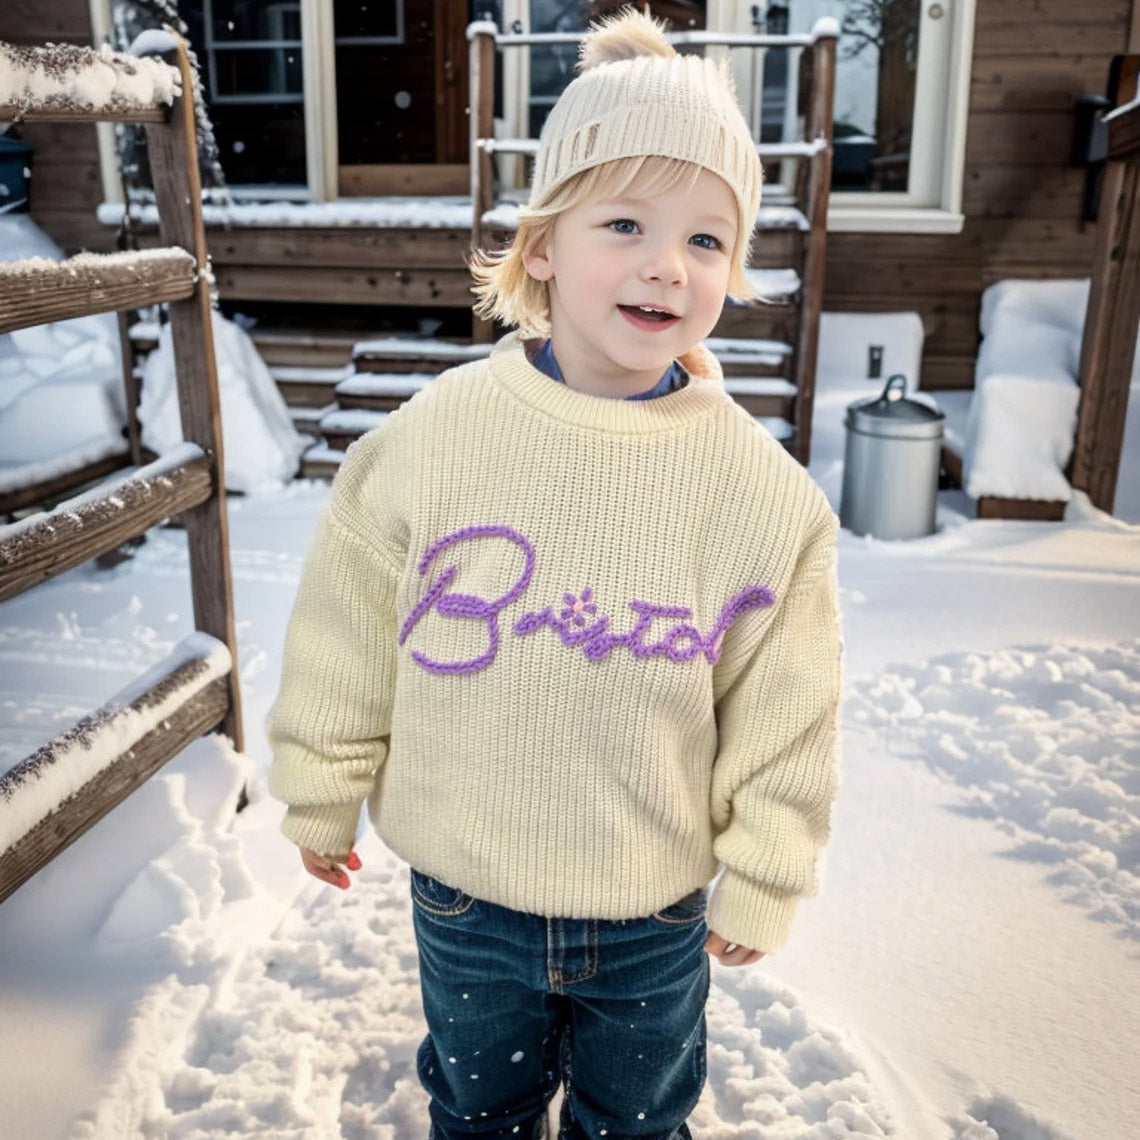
[336, 0, 471, 195]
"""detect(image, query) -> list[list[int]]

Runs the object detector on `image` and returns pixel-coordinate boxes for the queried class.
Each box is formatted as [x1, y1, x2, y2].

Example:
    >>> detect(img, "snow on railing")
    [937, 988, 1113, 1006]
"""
[0, 634, 231, 857]
[0, 41, 180, 116]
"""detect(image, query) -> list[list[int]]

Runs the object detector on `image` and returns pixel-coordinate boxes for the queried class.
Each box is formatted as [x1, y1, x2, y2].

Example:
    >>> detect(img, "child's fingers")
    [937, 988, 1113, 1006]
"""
[704, 930, 766, 967]
[300, 846, 354, 889]
[346, 850, 362, 872]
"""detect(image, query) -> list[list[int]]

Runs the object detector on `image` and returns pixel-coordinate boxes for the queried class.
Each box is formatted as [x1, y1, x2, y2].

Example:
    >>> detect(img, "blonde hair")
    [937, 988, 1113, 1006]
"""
[469, 155, 762, 337]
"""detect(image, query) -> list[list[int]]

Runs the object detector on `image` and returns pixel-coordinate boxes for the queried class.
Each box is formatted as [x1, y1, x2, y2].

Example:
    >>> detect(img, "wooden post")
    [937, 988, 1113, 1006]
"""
[792, 28, 837, 467]
[1070, 56, 1140, 514]
[116, 310, 145, 467]
[470, 25, 497, 345]
[144, 37, 244, 750]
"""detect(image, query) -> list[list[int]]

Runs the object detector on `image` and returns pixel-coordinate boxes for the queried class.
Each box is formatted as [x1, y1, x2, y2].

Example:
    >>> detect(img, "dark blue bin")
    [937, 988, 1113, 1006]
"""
[0, 137, 33, 213]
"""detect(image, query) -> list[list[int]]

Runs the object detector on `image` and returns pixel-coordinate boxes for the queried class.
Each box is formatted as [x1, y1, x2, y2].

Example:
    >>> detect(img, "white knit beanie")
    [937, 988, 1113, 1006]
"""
[528, 9, 763, 266]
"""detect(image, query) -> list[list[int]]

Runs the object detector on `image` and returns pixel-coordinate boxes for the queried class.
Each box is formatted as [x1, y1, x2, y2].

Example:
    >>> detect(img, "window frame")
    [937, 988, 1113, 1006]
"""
[92, 0, 975, 231]
[91, 0, 342, 202]
[505, 0, 977, 235]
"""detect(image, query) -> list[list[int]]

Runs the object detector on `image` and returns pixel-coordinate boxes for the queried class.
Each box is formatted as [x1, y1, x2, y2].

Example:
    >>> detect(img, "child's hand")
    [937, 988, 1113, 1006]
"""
[705, 931, 766, 967]
[300, 846, 362, 890]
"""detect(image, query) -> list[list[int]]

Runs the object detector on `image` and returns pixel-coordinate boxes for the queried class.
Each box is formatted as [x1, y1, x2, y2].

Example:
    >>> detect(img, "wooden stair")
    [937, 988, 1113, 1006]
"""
[296, 333, 803, 473]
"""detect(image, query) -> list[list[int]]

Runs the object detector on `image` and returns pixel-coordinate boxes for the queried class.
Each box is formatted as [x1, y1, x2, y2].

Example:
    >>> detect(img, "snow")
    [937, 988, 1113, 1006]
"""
[0, 40, 180, 114]
[963, 278, 1140, 503]
[99, 197, 480, 231]
[138, 310, 305, 495]
[0, 217, 128, 493]
[352, 337, 493, 361]
[126, 30, 181, 59]
[0, 216, 303, 501]
[335, 372, 434, 399]
[0, 632, 230, 856]
[0, 311, 1138, 1139]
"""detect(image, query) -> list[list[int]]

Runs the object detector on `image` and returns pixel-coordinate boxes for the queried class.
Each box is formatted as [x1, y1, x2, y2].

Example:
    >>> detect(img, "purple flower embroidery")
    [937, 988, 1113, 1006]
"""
[560, 588, 598, 627]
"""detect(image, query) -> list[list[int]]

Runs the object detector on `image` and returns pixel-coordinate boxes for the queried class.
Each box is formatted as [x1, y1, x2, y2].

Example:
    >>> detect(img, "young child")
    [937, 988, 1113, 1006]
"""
[269, 10, 840, 1138]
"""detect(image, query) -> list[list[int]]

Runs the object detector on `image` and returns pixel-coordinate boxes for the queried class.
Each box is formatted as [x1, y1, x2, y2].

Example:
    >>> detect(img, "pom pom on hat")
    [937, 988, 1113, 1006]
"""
[528, 7, 763, 273]
[578, 8, 675, 70]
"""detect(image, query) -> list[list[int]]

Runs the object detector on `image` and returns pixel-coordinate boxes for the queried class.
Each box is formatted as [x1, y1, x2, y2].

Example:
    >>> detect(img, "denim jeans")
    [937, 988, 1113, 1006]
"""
[410, 869, 710, 1140]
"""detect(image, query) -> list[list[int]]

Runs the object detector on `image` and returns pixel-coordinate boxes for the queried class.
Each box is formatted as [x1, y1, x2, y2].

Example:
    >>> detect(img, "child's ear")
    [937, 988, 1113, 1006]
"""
[522, 240, 555, 282]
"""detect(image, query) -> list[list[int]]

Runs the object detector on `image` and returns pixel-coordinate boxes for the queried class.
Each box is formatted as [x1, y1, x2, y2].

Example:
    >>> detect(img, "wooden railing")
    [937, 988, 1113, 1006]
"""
[1071, 54, 1140, 513]
[0, 35, 243, 904]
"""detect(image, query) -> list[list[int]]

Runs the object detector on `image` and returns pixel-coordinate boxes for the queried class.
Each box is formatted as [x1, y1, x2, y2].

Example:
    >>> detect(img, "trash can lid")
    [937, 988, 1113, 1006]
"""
[0, 136, 33, 158]
[845, 374, 945, 440]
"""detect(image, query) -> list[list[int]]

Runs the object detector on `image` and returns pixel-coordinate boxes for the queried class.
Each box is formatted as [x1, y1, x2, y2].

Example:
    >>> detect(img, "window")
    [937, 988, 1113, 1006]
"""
[188, 0, 309, 188]
[499, 0, 976, 232]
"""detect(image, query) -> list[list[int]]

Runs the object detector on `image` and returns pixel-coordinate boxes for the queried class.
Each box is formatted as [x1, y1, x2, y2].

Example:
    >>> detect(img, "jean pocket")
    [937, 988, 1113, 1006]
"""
[650, 888, 708, 926]
[410, 869, 477, 917]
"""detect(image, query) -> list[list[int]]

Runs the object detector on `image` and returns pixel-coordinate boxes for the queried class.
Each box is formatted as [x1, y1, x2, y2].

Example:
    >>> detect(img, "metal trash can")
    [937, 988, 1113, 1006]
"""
[840, 374, 945, 540]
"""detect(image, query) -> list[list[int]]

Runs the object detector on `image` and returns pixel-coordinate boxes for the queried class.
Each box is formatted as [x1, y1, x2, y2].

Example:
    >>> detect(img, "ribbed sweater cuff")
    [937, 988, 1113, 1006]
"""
[707, 870, 800, 954]
[281, 803, 362, 858]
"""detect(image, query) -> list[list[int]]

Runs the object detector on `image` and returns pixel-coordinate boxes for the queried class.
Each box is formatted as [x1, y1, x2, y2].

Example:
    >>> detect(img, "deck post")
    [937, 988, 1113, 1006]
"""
[144, 40, 244, 750]
[469, 25, 497, 345]
[1070, 56, 1140, 514]
[791, 25, 837, 467]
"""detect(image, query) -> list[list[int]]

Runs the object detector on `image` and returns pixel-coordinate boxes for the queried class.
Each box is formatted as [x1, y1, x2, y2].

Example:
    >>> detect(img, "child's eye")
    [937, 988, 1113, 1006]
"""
[690, 233, 724, 251]
[607, 219, 640, 235]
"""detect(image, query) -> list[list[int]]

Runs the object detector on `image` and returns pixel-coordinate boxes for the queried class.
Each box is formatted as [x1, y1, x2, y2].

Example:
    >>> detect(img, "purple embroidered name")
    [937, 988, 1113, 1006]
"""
[399, 524, 774, 675]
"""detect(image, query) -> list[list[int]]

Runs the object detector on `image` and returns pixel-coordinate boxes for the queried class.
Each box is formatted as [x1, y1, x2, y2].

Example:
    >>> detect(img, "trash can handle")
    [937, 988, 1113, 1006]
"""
[883, 374, 908, 402]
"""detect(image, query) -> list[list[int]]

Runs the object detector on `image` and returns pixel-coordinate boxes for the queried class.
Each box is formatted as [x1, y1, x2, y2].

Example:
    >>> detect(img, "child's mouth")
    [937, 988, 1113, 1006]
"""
[618, 304, 680, 330]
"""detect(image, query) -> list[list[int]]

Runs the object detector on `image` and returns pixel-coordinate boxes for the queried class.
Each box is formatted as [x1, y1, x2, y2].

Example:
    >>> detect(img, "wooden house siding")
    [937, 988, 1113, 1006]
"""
[3, 0, 109, 254]
[3, 0, 1137, 391]
[826, 0, 1135, 390]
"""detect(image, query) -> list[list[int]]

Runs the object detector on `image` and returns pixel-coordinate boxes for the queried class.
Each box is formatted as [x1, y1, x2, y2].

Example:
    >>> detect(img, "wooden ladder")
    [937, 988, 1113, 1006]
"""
[467, 18, 837, 465]
[0, 35, 243, 903]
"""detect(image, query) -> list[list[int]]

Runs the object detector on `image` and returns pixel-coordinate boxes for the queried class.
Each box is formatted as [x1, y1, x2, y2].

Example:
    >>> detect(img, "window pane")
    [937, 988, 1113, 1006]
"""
[334, 0, 403, 41]
[209, 0, 302, 44]
[761, 0, 920, 194]
[211, 46, 303, 99]
[181, 1, 307, 187]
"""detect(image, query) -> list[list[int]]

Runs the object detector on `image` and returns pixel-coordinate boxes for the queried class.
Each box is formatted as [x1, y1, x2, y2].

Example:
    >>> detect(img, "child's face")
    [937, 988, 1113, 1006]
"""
[523, 168, 737, 399]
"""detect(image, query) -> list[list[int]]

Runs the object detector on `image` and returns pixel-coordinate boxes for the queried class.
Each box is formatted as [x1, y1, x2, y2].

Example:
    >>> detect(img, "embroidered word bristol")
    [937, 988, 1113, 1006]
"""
[398, 524, 776, 676]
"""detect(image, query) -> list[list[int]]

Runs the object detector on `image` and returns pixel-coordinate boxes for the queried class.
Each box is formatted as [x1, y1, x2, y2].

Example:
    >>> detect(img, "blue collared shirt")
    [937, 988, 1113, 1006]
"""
[533, 339, 689, 400]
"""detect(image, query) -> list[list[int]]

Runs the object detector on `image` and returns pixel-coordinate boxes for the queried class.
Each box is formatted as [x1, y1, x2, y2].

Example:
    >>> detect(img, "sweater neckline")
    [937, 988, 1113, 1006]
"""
[489, 331, 726, 434]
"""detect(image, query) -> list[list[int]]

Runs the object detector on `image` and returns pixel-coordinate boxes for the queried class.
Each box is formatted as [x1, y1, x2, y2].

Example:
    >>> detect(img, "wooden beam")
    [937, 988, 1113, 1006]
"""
[144, 39, 244, 751]
[338, 163, 470, 196]
[792, 28, 838, 467]
[0, 247, 196, 334]
[1070, 157, 1140, 511]
[0, 644, 230, 905]
[0, 449, 213, 603]
[212, 264, 474, 307]
[0, 104, 167, 123]
[977, 497, 1066, 521]
[0, 449, 131, 517]
[1070, 55, 1140, 513]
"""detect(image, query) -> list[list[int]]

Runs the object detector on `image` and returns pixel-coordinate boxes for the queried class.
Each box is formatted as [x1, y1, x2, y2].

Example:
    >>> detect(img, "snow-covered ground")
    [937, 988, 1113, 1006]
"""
[1, 310, 1139, 1139]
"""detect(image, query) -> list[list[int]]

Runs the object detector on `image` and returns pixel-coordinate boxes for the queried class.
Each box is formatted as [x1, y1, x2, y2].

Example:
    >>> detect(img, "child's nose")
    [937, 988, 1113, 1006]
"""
[641, 241, 687, 286]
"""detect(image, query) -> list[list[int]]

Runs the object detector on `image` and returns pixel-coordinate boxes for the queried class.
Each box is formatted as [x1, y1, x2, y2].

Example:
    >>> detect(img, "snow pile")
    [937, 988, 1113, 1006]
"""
[849, 640, 1140, 940]
[0, 216, 128, 493]
[138, 311, 305, 494]
[964, 279, 1140, 503]
[99, 197, 479, 230]
[0, 41, 180, 114]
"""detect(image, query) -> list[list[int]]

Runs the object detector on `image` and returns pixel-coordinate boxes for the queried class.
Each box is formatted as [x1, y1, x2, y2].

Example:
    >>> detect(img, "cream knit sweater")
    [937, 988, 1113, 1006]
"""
[268, 332, 840, 952]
